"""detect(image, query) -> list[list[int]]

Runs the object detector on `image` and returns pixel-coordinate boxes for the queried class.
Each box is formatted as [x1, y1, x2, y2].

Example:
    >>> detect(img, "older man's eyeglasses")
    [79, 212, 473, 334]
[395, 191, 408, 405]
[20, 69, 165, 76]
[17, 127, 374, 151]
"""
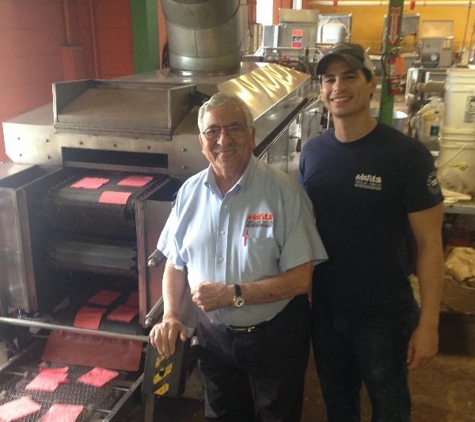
[202, 125, 248, 141]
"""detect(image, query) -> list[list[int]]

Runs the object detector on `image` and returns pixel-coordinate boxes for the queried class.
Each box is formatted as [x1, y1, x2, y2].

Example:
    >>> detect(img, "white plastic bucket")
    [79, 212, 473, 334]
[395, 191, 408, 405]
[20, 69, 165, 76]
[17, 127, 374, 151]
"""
[444, 68, 475, 129]
[436, 141, 475, 169]
[440, 126, 475, 143]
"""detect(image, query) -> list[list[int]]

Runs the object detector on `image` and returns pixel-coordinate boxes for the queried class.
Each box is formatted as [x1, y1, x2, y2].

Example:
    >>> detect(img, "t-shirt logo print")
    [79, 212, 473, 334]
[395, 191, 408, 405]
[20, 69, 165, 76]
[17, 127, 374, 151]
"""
[427, 170, 442, 195]
[354, 173, 382, 191]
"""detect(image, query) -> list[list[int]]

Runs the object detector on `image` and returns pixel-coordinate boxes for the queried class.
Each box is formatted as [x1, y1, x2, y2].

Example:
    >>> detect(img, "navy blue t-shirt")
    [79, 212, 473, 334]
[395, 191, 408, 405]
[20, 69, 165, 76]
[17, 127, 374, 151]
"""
[299, 123, 443, 319]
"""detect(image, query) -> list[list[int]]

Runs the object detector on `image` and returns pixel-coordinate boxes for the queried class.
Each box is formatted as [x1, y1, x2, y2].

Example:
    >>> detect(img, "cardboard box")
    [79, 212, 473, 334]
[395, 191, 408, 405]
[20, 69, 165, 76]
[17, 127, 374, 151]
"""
[442, 275, 475, 315]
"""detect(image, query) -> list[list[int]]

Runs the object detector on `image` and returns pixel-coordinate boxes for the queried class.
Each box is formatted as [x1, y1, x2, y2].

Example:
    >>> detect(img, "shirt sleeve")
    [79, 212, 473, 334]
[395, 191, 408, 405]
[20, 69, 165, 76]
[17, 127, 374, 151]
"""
[156, 205, 187, 269]
[278, 180, 328, 273]
[400, 141, 444, 212]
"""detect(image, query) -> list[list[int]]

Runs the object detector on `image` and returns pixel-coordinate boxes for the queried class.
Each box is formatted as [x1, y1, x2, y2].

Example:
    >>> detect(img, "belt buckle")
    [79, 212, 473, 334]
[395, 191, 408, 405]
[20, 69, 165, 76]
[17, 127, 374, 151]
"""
[227, 324, 258, 333]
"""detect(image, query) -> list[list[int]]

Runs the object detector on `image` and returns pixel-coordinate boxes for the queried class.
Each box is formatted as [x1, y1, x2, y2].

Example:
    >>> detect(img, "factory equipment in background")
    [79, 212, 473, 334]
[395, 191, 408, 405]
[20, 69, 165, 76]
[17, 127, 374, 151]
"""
[261, 9, 319, 51]
[254, 8, 321, 72]
[469, 23, 475, 65]
[405, 67, 446, 113]
[379, 15, 454, 72]
[405, 66, 446, 144]
[398, 19, 454, 145]
[384, 13, 420, 54]
[379, 13, 420, 77]
[250, 10, 351, 78]
[317, 14, 352, 44]
[0, 1, 321, 420]
[420, 20, 454, 68]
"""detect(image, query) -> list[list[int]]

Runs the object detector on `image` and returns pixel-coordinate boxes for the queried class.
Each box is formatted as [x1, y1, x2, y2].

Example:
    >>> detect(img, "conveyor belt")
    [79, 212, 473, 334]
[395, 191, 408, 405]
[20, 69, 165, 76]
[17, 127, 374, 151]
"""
[41, 170, 168, 239]
[0, 338, 142, 422]
[39, 288, 146, 372]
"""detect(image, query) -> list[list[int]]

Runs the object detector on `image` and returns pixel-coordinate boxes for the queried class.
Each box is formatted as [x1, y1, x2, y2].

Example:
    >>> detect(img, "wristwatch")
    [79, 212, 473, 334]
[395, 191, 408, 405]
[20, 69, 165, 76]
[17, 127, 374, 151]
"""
[232, 284, 245, 308]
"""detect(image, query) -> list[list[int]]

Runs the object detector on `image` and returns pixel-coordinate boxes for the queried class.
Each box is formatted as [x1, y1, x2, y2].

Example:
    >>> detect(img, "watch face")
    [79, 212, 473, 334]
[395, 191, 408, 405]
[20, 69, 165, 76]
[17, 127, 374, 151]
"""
[233, 297, 245, 308]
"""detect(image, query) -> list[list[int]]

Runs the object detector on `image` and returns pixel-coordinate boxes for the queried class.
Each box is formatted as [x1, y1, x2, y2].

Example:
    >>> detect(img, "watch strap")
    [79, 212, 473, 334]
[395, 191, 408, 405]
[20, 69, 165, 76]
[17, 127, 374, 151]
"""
[232, 284, 245, 308]
[233, 284, 242, 297]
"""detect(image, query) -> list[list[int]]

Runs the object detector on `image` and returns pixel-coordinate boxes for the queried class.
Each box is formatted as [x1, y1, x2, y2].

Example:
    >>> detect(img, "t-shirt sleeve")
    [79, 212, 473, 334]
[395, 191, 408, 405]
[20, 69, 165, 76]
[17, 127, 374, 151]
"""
[400, 141, 444, 212]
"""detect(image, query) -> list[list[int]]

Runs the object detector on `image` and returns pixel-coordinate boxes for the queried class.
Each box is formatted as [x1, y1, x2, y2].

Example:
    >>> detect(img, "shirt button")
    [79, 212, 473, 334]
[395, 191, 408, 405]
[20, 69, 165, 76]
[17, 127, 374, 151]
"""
[220, 230, 225, 235]
[218, 256, 224, 262]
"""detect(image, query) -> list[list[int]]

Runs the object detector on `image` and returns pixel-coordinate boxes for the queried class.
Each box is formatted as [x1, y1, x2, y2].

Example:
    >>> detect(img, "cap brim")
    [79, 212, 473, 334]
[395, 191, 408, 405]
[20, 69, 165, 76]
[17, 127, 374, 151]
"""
[316, 53, 364, 76]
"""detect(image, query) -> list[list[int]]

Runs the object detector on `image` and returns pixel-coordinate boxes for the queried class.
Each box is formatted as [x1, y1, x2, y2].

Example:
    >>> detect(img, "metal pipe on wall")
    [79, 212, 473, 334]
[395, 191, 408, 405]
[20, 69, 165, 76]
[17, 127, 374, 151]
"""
[379, 0, 403, 126]
[88, 0, 100, 78]
[62, 0, 72, 45]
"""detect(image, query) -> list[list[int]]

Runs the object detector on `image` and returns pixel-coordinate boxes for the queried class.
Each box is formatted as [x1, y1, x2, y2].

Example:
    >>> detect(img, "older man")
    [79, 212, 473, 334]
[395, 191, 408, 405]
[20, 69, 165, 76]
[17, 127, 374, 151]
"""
[149, 92, 327, 422]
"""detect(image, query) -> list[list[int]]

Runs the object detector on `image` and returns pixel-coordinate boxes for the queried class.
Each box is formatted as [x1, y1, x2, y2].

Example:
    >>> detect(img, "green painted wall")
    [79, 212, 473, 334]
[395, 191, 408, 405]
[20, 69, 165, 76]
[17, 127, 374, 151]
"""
[130, 0, 159, 73]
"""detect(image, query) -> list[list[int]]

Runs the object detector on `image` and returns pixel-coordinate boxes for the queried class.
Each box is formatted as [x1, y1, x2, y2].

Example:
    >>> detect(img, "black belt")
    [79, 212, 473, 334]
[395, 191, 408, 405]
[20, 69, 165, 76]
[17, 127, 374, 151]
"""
[225, 319, 269, 333]
[216, 296, 307, 334]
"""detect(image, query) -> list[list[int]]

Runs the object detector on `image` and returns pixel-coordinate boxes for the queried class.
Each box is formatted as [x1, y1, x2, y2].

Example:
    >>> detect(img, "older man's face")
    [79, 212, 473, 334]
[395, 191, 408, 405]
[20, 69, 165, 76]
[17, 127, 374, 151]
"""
[199, 103, 255, 178]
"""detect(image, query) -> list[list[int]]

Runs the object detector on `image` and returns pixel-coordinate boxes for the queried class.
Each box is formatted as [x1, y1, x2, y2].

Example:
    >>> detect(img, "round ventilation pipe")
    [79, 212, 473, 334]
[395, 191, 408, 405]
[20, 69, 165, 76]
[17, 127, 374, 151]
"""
[161, 0, 242, 75]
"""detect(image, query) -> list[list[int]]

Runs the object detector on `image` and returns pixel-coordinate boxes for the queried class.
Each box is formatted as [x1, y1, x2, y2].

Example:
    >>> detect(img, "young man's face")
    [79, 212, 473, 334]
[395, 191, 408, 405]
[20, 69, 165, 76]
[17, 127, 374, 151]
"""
[320, 57, 376, 119]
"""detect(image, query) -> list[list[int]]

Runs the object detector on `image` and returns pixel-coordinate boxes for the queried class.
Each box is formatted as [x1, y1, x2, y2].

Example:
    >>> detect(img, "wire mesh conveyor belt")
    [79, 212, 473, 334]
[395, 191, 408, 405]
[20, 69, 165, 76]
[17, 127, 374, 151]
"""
[0, 338, 143, 422]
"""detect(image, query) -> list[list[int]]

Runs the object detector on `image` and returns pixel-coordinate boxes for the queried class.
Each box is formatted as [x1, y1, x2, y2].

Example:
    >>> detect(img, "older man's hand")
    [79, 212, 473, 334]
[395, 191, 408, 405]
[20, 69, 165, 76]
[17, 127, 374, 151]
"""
[149, 315, 188, 358]
[191, 281, 233, 312]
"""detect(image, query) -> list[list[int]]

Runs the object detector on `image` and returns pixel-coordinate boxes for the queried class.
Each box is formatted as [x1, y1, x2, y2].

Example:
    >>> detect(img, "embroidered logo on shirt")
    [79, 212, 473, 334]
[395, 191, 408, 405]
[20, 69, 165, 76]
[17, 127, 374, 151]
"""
[354, 173, 382, 191]
[245, 213, 274, 228]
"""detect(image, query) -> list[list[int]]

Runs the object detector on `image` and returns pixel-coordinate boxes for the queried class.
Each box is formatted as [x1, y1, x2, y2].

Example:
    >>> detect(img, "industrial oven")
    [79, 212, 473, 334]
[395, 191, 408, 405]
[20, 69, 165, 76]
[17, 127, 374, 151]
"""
[0, 61, 318, 421]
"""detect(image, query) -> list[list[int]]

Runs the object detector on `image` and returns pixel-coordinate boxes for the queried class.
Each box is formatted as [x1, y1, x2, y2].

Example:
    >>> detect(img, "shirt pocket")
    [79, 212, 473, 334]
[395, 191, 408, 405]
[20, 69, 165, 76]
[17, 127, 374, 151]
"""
[239, 236, 280, 278]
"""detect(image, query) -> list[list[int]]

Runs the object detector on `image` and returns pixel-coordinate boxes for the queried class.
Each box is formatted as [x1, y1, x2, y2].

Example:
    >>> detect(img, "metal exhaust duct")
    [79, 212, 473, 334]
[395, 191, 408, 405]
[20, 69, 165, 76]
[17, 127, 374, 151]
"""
[161, 0, 242, 75]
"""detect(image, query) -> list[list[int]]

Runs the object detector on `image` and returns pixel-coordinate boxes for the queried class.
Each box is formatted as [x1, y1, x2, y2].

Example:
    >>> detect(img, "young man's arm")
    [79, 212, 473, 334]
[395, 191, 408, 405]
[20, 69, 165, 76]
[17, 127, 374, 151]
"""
[407, 202, 444, 370]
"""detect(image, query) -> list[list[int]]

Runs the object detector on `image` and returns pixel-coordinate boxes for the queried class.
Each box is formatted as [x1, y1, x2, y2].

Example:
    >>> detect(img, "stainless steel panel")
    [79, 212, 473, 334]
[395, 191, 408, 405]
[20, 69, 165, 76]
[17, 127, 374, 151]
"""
[317, 14, 352, 43]
[136, 178, 182, 325]
[261, 125, 300, 176]
[0, 185, 28, 315]
[0, 165, 62, 314]
[277, 23, 318, 49]
[279, 9, 319, 23]
[262, 25, 279, 48]
[218, 63, 310, 120]
[53, 80, 197, 138]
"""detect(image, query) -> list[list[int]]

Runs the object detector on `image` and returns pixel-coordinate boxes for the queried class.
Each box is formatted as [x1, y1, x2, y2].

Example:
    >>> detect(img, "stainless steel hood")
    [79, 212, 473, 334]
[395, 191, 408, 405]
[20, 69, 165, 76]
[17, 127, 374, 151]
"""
[3, 63, 312, 179]
[53, 80, 197, 138]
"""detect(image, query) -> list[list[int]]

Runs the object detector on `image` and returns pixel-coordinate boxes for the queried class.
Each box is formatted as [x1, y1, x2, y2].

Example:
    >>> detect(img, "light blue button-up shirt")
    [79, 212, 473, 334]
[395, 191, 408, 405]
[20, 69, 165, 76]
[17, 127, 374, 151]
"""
[158, 155, 327, 326]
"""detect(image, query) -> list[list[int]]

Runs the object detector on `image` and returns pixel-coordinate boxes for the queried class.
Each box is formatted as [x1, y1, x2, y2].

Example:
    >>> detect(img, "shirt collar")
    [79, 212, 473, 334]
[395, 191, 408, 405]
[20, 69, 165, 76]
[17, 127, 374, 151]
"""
[237, 155, 257, 192]
[204, 155, 257, 196]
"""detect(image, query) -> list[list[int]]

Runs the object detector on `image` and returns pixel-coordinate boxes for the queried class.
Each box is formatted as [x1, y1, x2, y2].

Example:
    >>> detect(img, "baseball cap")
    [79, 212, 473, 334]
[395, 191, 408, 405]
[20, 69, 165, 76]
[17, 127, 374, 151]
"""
[316, 42, 374, 76]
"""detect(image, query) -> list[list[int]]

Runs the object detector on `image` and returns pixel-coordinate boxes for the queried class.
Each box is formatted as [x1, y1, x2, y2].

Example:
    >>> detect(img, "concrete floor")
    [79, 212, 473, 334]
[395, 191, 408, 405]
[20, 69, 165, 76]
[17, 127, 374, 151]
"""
[152, 311, 475, 422]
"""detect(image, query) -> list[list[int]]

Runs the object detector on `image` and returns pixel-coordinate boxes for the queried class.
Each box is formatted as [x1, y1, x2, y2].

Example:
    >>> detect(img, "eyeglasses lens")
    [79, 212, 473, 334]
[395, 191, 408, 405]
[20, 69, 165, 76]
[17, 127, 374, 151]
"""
[203, 125, 247, 140]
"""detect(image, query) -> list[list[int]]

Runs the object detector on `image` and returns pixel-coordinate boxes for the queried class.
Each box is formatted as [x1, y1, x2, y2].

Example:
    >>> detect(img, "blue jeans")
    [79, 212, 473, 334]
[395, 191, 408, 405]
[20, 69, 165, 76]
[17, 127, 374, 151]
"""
[311, 299, 420, 422]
